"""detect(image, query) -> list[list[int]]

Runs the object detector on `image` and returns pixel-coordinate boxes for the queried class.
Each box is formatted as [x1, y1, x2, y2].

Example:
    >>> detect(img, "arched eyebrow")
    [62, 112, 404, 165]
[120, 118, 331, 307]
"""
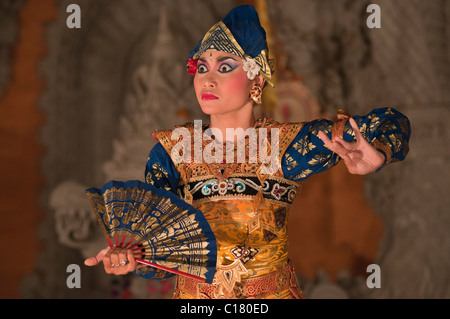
[217, 56, 238, 62]
[198, 56, 239, 63]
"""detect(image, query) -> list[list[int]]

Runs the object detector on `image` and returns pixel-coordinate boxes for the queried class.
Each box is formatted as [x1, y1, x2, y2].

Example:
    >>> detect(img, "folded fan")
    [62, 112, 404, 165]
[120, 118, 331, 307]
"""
[86, 180, 217, 284]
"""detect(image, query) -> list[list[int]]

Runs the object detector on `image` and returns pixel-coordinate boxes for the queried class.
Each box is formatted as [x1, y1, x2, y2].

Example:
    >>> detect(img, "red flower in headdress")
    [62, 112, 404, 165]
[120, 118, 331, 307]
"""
[187, 58, 198, 75]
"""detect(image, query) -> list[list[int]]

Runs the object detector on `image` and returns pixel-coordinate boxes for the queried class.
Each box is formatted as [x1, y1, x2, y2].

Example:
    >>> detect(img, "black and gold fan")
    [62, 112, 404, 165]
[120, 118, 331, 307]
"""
[86, 180, 217, 284]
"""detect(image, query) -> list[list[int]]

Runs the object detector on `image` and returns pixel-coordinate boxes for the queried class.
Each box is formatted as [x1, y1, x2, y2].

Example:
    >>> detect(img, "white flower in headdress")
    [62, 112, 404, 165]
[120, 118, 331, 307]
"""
[242, 58, 260, 80]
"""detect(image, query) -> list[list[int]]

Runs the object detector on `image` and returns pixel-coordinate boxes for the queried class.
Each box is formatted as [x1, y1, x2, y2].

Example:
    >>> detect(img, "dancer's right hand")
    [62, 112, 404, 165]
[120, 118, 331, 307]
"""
[84, 246, 137, 275]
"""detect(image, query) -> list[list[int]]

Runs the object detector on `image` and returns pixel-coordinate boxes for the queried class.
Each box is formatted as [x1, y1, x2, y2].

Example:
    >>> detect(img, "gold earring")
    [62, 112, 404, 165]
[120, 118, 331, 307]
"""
[250, 85, 262, 104]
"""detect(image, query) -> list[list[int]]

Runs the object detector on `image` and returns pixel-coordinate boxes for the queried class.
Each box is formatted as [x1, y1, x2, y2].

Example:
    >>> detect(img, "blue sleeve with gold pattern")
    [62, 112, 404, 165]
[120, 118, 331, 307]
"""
[282, 107, 411, 182]
[145, 142, 180, 194]
[136, 142, 180, 280]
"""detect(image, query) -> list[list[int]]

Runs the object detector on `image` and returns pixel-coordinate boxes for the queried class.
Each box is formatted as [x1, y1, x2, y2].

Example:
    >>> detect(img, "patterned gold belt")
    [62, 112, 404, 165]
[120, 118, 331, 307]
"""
[174, 261, 305, 299]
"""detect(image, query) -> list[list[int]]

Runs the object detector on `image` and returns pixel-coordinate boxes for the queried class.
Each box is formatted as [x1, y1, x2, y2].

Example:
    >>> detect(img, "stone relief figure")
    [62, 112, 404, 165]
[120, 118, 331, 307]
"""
[102, 6, 204, 182]
[50, 180, 105, 258]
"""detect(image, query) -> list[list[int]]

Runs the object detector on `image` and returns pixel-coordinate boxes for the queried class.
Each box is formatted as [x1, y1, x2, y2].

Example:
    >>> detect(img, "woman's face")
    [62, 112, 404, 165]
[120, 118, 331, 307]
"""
[193, 51, 254, 116]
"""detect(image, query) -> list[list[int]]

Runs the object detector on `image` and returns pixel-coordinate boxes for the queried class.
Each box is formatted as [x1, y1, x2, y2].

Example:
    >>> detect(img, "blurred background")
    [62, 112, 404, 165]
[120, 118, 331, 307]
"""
[1, 0, 449, 299]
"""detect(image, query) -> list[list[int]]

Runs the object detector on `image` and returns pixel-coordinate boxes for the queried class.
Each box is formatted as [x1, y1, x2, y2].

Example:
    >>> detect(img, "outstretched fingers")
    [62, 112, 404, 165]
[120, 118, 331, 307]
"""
[317, 130, 350, 159]
[318, 117, 385, 175]
[349, 117, 364, 143]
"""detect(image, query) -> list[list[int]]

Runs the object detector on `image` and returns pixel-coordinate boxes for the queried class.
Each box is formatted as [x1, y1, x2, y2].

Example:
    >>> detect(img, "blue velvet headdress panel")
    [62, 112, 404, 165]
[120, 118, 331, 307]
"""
[187, 5, 274, 86]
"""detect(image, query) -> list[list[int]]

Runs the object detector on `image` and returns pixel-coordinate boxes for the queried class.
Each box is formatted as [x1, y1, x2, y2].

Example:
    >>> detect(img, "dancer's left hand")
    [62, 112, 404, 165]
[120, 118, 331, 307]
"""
[318, 118, 385, 175]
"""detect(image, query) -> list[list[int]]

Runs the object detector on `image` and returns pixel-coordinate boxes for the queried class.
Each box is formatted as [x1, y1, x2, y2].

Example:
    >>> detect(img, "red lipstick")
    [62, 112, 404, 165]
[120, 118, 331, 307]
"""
[202, 93, 218, 101]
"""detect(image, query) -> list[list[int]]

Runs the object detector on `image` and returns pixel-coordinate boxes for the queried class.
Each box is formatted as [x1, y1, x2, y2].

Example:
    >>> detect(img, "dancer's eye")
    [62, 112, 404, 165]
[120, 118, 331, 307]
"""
[218, 63, 235, 73]
[197, 64, 209, 73]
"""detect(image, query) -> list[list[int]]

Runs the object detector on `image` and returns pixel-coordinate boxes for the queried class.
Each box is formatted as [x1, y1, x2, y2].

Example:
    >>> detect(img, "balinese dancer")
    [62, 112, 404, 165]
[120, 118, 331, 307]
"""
[85, 5, 411, 299]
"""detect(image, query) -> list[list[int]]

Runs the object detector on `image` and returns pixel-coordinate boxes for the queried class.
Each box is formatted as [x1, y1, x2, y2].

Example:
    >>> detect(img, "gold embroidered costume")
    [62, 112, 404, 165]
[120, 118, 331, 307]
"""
[153, 118, 305, 299]
[139, 110, 410, 299]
